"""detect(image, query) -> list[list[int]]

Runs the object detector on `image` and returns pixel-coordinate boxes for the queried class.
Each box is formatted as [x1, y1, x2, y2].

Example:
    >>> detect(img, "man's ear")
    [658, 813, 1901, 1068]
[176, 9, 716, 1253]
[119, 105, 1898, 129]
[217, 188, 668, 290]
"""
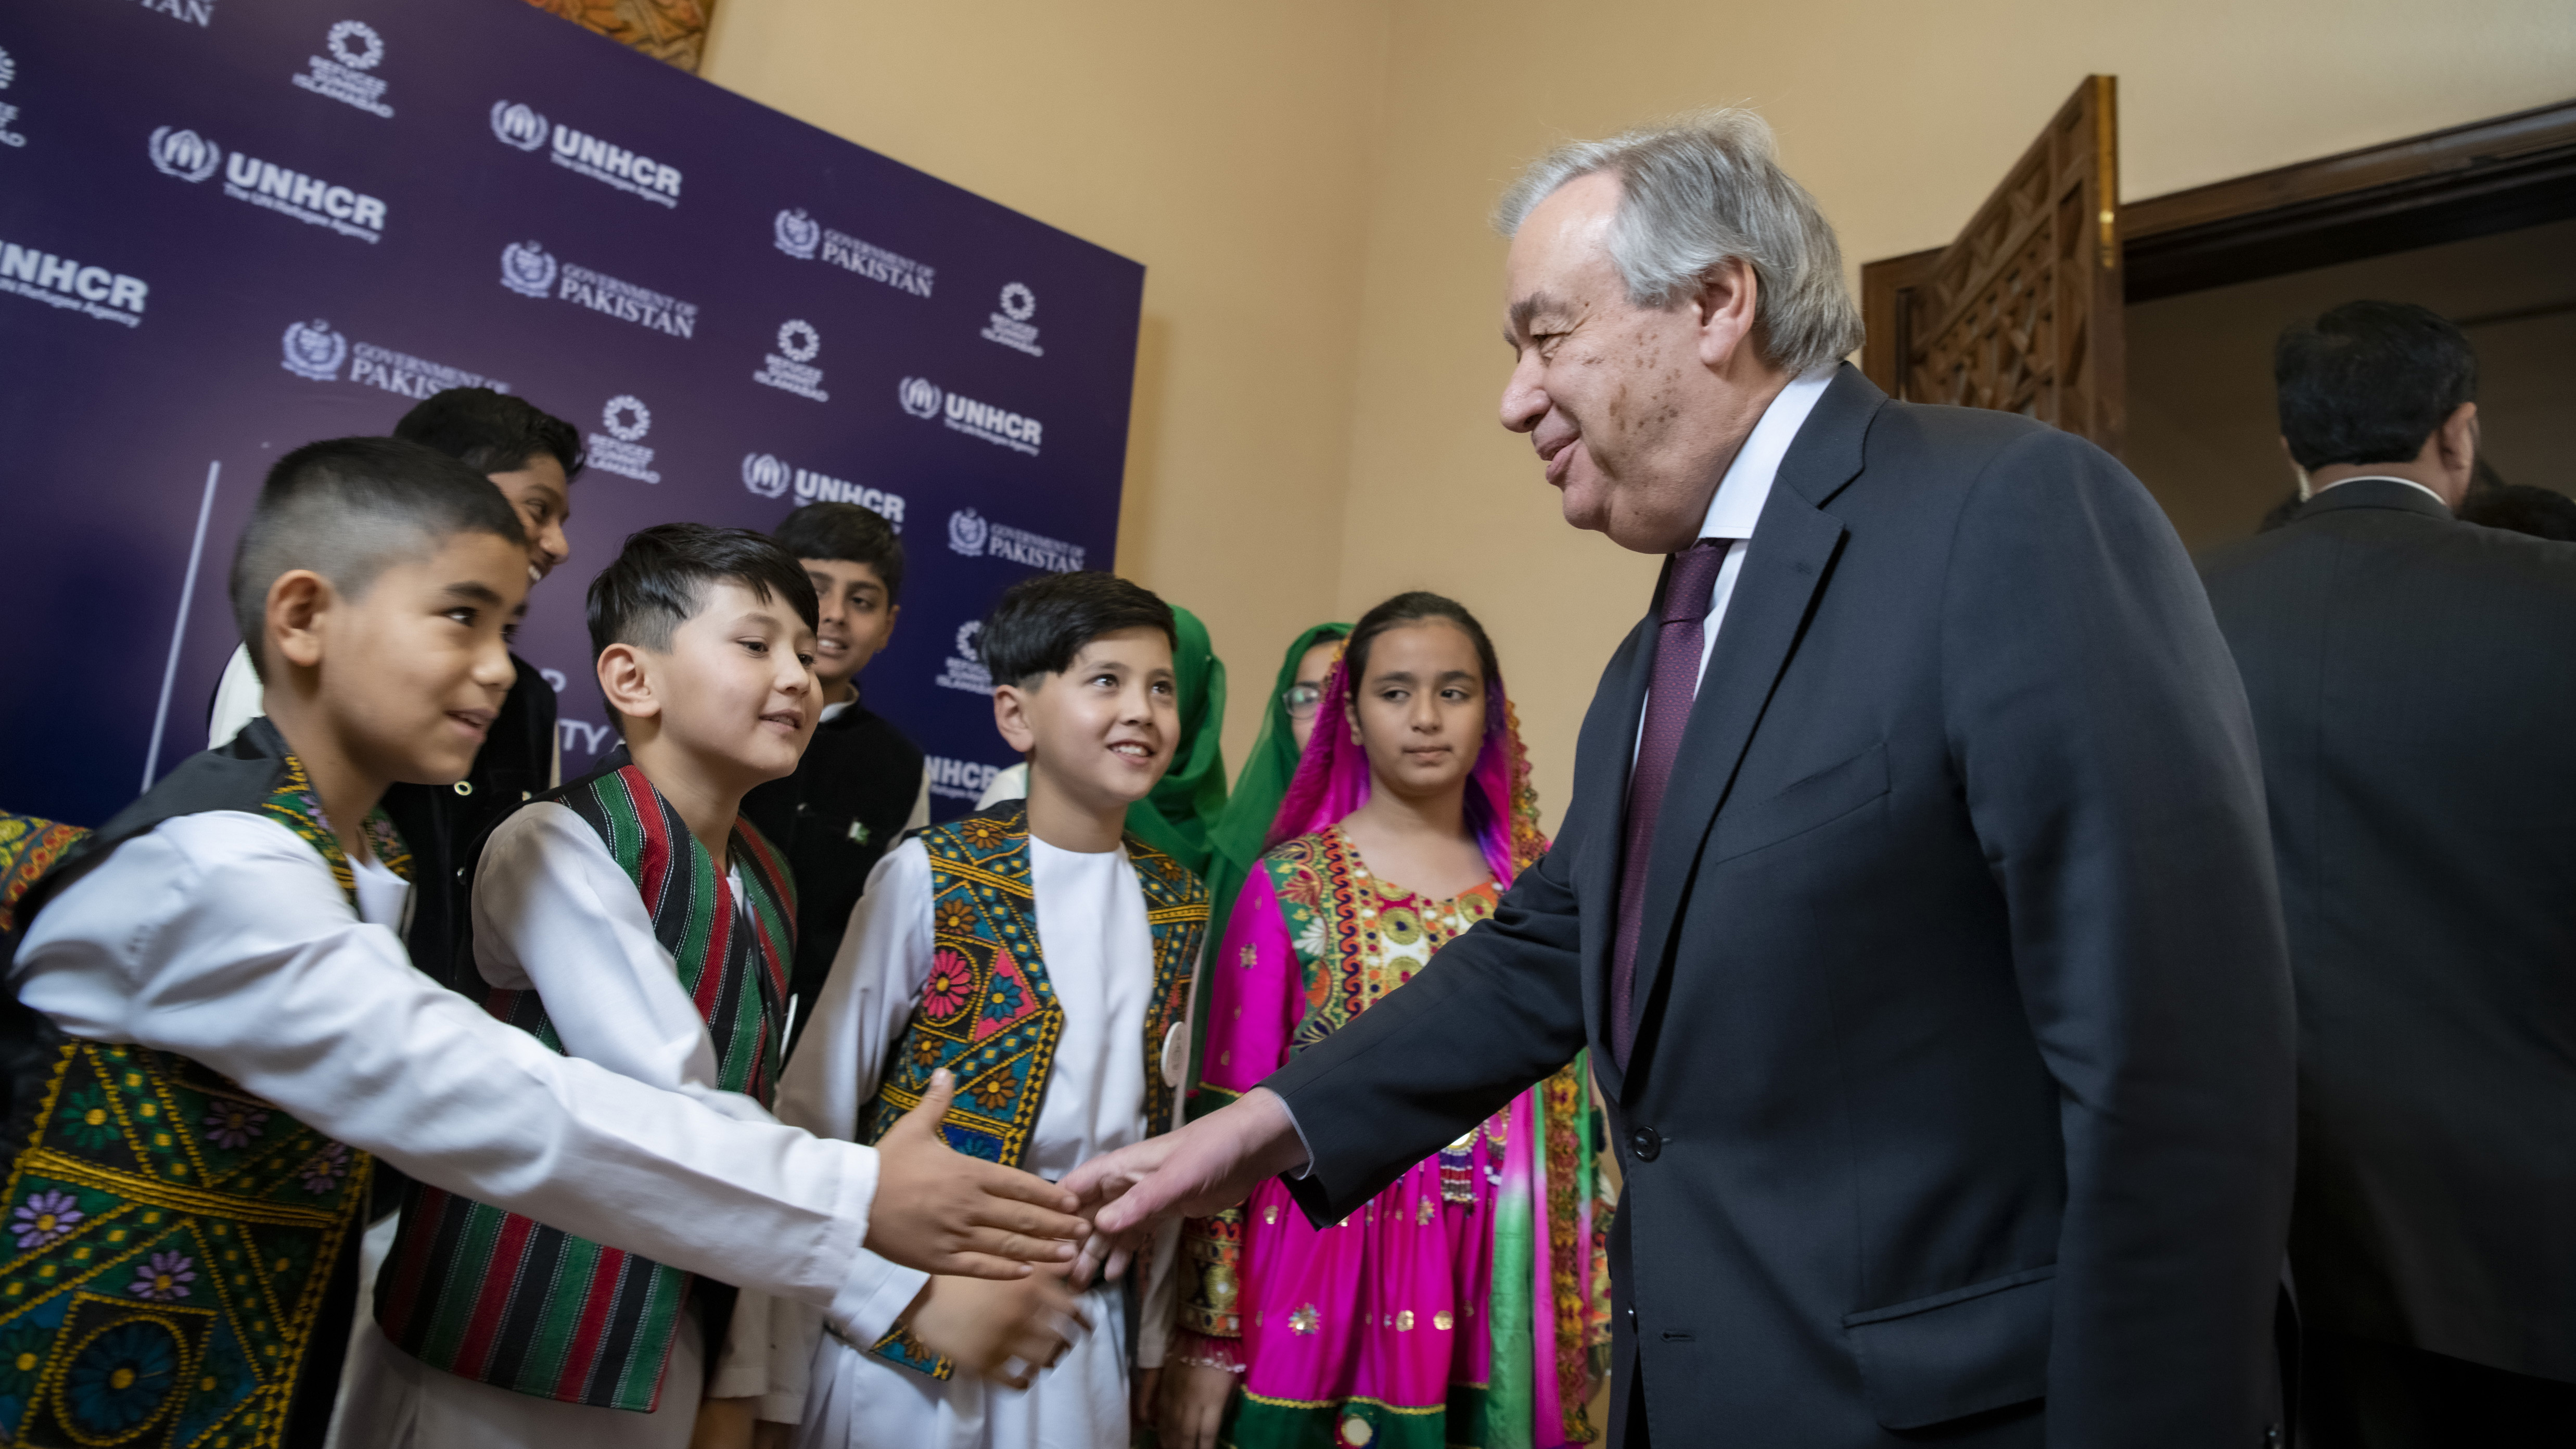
[1690, 256, 1762, 371]
[2435, 401, 2479, 474]
[597, 643, 660, 723]
[993, 681, 1036, 755]
[266, 570, 331, 672]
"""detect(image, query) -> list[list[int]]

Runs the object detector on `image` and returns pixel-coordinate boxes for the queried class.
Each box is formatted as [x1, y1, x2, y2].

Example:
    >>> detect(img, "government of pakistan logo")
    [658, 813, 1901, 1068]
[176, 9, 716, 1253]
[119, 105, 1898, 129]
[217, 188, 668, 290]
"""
[773, 207, 820, 260]
[998, 283, 1036, 323]
[279, 319, 348, 381]
[601, 395, 651, 442]
[897, 376, 942, 420]
[775, 318, 820, 362]
[500, 240, 556, 298]
[947, 508, 989, 558]
[147, 126, 221, 182]
[489, 100, 547, 151]
[326, 20, 384, 70]
[741, 452, 792, 500]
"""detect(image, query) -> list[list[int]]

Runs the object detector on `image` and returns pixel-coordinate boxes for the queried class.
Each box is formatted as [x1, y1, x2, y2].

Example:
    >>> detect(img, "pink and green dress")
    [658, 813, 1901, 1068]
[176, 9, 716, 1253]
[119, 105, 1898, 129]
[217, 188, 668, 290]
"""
[1178, 660, 1610, 1449]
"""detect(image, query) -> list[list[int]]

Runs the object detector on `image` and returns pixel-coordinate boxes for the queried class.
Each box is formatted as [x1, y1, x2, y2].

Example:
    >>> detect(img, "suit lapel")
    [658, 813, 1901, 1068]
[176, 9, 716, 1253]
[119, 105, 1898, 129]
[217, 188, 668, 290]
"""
[1619, 367, 1880, 1086]
[1569, 612, 1656, 1098]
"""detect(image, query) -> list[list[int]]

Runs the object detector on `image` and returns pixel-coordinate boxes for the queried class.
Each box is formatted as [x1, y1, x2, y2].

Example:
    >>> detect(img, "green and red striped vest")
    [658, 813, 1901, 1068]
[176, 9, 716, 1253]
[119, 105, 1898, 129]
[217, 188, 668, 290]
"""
[856, 801, 1205, 1378]
[0, 722, 394, 1447]
[371, 763, 793, 1412]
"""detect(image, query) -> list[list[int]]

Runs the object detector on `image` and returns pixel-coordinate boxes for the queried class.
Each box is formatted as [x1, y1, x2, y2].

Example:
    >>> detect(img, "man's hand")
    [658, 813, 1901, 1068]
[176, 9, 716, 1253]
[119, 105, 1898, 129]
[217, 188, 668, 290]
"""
[903, 1266, 1090, 1389]
[866, 1069, 1086, 1278]
[1059, 1088, 1307, 1282]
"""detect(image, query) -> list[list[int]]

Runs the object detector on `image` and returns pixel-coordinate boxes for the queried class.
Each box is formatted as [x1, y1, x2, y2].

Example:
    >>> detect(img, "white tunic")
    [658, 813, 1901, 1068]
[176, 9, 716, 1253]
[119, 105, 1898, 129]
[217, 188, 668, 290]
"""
[747, 835, 1178, 1449]
[10, 811, 889, 1359]
[333, 804, 789, 1445]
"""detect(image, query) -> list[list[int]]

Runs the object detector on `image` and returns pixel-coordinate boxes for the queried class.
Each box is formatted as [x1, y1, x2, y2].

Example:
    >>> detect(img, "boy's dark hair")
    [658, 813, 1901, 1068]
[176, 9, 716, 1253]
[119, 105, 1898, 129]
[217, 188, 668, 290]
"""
[394, 387, 584, 481]
[229, 437, 528, 681]
[978, 571, 1175, 688]
[585, 523, 820, 662]
[1344, 591, 1502, 689]
[774, 502, 906, 603]
[2275, 301, 2478, 471]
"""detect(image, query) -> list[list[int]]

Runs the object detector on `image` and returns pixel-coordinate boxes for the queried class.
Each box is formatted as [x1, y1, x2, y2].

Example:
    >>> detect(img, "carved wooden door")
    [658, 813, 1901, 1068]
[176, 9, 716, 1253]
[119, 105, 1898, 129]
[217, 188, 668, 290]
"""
[1861, 76, 2124, 453]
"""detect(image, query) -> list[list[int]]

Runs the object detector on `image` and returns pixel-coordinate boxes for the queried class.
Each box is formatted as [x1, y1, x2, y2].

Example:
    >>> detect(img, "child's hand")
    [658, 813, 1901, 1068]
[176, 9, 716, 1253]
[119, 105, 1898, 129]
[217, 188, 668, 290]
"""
[687, 1395, 757, 1449]
[902, 1265, 1090, 1389]
[868, 1069, 1088, 1278]
[1159, 1357, 1238, 1449]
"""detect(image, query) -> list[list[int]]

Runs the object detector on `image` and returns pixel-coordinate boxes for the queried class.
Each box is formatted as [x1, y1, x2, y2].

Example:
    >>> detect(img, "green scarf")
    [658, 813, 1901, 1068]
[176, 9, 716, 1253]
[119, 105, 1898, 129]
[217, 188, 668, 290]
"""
[1185, 621, 1349, 1119]
[1121, 604, 1229, 876]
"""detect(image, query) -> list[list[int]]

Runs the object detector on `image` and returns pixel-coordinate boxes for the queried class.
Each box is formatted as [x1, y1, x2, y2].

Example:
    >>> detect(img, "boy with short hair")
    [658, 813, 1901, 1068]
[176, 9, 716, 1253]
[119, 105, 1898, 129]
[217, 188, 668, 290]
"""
[742, 503, 928, 1042]
[745, 571, 1208, 1447]
[5, 446, 1085, 1449]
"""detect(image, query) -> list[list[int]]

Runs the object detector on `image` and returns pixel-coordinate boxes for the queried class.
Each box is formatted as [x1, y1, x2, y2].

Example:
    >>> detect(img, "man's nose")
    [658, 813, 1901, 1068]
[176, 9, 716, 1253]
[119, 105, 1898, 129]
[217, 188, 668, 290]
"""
[1499, 359, 1547, 433]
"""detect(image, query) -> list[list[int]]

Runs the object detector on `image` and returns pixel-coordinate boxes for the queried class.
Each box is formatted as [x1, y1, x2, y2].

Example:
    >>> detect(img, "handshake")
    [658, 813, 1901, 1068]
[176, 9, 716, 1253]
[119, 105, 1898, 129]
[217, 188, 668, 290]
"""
[862, 1071, 1307, 1387]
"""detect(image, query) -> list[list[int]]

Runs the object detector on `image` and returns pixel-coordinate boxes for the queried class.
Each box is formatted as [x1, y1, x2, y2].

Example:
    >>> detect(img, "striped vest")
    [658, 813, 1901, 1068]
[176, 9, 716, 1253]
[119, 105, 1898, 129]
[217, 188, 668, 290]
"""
[856, 801, 1206, 1377]
[372, 764, 793, 1413]
[0, 722, 391, 1448]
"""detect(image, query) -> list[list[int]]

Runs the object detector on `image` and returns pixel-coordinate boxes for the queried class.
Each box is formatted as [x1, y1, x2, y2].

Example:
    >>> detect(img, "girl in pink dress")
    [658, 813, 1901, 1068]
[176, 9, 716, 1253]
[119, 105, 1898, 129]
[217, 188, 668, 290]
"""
[1162, 592, 1609, 1449]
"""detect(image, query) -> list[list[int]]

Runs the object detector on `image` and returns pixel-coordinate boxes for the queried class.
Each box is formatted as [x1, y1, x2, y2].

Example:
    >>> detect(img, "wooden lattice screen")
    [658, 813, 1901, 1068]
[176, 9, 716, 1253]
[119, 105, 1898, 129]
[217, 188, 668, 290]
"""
[1890, 76, 2125, 453]
[527, 0, 716, 74]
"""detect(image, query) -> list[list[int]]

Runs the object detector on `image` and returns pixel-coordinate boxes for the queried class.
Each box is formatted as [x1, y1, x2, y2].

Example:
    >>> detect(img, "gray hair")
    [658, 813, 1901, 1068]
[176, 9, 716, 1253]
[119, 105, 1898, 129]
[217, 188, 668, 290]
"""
[1496, 108, 1863, 375]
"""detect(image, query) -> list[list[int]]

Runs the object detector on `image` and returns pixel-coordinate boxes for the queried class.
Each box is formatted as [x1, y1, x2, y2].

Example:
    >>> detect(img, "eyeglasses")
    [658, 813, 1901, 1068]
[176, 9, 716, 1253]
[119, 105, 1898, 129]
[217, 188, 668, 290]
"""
[1281, 683, 1325, 719]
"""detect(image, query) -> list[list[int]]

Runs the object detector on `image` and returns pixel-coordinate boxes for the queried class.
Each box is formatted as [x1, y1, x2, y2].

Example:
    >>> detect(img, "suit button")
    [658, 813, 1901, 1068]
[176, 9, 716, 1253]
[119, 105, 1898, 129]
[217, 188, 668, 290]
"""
[1630, 1127, 1661, 1162]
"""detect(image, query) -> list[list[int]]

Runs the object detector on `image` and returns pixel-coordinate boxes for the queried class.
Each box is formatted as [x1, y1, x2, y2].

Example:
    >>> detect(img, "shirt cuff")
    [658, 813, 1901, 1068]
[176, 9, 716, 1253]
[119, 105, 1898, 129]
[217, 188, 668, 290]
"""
[830, 1255, 931, 1349]
[1277, 1094, 1318, 1181]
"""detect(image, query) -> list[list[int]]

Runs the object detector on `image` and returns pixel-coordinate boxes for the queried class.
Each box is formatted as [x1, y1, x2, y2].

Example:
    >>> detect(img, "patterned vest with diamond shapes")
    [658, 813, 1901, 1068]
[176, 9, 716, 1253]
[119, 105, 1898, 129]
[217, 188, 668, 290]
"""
[855, 799, 1206, 1378]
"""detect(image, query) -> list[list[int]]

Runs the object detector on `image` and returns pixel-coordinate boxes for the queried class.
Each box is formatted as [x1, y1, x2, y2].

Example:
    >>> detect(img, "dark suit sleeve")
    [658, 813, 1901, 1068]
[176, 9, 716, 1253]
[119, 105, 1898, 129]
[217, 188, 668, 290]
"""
[1941, 428, 2296, 1444]
[1262, 816, 1591, 1226]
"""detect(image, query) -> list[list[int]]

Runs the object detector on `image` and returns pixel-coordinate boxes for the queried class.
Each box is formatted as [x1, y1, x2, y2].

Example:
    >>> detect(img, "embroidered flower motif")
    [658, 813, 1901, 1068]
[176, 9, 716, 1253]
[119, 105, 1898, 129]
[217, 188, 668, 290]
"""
[11, 1189, 82, 1251]
[201, 1102, 269, 1150]
[910, 1035, 945, 1073]
[61, 1320, 178, 1436]
[1289, 1303, 1320, 1335]
[297, 1142, 351, 1195]
[0, 1321, 48, 1395]
[958, 816, 1010, 852]
[1293, 913, 1328, 962]
[921, 951, 976, 1022]
[935, 899, 979, 938]
[54, 1085, 120, 1151]
[1394, 1309, 1415, 1331]
[981, 975, 1025, 1023]
[1433, 1309, 1455, 1332]
[1237, 945, 1259, 971]
[126, 1250, 196, 1301]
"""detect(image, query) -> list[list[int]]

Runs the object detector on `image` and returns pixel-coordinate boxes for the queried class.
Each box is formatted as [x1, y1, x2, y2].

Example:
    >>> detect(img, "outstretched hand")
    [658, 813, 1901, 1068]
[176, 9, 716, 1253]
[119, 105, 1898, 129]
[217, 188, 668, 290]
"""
[1060, 1088, 1307, 1283]
[865, 1069, 1087, 1278]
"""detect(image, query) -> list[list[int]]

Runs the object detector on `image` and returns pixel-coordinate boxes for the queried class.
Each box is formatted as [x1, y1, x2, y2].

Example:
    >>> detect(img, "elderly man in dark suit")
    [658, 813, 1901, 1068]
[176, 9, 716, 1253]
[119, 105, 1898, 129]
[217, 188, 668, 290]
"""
[1070, 111, 2295, 1448]
[2199, 302, 2576, 1446]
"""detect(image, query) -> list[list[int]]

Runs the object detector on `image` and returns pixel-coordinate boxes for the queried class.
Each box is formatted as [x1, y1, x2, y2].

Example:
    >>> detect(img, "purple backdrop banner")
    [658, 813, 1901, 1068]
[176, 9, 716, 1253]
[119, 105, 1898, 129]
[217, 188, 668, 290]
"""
[0, 0, 1142, 827]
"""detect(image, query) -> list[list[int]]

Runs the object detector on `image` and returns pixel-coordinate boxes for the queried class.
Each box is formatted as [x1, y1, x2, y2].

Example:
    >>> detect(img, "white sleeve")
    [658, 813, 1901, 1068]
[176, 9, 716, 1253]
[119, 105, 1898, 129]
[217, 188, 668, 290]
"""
[11, 812, 883, 1330]
[206, 645, 263, 748]
[764, 840, 940, 1402]
[973, 762, 1028, 811]
[473, 805, 739, 1109]
[904, 772, 932, 834]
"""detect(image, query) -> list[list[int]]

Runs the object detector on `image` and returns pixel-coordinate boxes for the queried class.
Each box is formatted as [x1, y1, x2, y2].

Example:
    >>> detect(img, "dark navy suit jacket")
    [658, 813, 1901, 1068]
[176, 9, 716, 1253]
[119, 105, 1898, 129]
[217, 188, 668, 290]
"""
[1267, 366, 2297, 1446]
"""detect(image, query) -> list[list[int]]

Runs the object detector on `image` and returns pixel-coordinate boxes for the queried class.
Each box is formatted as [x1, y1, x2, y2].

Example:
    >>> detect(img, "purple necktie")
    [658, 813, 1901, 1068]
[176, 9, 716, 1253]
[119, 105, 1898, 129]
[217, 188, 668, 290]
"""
[1610, 539, 1728, 1071]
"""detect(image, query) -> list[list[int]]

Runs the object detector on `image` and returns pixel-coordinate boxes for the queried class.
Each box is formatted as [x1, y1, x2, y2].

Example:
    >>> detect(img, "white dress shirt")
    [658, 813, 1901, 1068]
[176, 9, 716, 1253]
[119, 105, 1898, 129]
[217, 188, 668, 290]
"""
[2312, 473, 2451, 511]
[11, 811, 881, 1326]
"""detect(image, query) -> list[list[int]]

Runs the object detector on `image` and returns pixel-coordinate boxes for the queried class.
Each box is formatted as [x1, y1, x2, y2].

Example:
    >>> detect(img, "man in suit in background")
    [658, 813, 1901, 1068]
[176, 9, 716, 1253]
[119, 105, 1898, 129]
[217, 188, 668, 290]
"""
[1070, 110, 2295, 1447]
[2199, 302, 2576, 1446]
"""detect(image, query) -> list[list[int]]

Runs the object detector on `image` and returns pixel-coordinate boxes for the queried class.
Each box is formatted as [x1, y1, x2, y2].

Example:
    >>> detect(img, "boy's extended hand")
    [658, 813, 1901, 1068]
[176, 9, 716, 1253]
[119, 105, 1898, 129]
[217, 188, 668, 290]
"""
[866, 1069, 1086, 1278]
[1060, 1087, 1308, 1283]
[903, 1265, 1090, 1389]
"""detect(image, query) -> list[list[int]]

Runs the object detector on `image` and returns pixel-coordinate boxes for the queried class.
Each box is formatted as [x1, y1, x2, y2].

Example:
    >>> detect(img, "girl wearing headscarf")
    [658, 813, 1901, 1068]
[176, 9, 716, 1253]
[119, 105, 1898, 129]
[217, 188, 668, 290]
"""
[1162, 593, 1609, 1449]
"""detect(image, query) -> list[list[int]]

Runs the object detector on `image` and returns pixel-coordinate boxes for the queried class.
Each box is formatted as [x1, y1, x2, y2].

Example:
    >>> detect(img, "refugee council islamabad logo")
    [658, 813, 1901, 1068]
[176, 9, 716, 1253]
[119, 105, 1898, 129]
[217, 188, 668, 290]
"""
[584, 394, 659, 482]
[981, 282, 1043, 357]
[295, 20, 393, 118]
[326, 20, 383, 69]
[773, 208, 820, 260]
[490, 100, 548, 151]
[148, 126, 221, 182]
[753, 318, 827, 401]
[500, 240, 556, 297]
[948, 508, 989, 557]
[280, 319, 347, 381]
[601, 395, 651, 442]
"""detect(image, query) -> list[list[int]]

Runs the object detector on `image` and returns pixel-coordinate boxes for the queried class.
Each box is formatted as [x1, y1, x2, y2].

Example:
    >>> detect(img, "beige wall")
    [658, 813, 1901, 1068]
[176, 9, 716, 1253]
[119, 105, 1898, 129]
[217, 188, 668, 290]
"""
[702, 0, 2575, 829]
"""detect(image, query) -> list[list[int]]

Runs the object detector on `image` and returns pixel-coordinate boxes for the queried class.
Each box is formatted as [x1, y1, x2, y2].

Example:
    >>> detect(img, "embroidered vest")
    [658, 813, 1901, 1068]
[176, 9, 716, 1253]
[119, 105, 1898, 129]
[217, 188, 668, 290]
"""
[856, 801, 1206, 1377]
[371, 763, 793, 1413]
[0, 720, 392, 1448]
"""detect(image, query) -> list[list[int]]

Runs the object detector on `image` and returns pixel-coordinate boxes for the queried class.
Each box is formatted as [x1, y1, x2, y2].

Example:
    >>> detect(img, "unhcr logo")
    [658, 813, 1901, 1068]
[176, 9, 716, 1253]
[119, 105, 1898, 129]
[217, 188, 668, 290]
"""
[151, 125, 387, 242]
[492, 99, 682, 207]
[490, 101, 547, 151]
[148, 126, 220, 182]
[897, 377, 1042, 456]
[897, 376, 941, 420]
[741, 452, 907, 523]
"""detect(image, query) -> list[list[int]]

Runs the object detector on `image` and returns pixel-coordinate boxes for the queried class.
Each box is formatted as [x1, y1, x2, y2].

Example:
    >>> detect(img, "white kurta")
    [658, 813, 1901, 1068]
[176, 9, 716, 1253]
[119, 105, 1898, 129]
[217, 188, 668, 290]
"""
[334, 804, 786, 1446]
[748, 835, 1175, 1449]
[10, 812, 889, 1353]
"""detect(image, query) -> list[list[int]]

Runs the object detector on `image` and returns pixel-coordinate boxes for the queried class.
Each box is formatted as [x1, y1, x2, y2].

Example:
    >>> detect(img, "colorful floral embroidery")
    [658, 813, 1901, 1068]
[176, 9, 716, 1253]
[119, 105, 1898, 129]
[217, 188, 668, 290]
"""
[201, 1102, 269, 1150]
[10, 1189, 81, 1251]
[126, 1251, 195, 1301]
[298, 1143, 351, 1195]
[1290, 1303, 1320, 1334]
[0, 1321, 46, 1395]
[981, 974, 1026, 1022]
[920, 950, 976, 1022]
[60, 1320, 179, 1437]
[54, 1086, 118, 1152]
